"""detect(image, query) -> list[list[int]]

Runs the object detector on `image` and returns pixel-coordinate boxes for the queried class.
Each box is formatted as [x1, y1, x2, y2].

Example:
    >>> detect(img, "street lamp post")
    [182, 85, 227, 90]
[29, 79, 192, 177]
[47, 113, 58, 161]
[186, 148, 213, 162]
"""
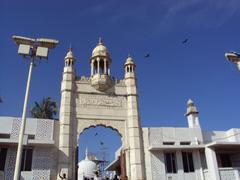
[225, 51, 240, 71]
[12, 35, 59, 180]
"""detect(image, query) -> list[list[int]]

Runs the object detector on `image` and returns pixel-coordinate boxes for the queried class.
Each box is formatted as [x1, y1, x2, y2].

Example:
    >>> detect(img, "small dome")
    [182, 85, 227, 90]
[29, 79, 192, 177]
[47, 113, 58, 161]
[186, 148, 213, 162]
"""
[65, 48, 75, 60]
[124, 56, 135, 66]
[78, 159, 97, 179]
[92, 38, 110, 58]
[78, 148, 97, 180]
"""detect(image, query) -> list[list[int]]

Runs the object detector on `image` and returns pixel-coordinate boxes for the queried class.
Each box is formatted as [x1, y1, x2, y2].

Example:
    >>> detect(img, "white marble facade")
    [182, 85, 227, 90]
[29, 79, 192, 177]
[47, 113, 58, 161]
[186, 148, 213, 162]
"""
[0, 117, 59, 180]
[141, 116, 240, 180]
[0, 116, 240, 180]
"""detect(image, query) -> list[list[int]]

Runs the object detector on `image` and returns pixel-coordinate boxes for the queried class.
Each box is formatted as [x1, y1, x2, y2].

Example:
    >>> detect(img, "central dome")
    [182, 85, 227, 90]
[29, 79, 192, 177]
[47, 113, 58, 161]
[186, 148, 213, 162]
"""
[91, 38, 110, 58]
[90, 38, 113, 91]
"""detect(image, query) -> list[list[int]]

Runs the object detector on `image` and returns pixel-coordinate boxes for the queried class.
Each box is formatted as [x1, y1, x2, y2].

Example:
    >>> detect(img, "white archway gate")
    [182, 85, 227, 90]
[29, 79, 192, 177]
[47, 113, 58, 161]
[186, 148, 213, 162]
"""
[57, 45, 146, 180]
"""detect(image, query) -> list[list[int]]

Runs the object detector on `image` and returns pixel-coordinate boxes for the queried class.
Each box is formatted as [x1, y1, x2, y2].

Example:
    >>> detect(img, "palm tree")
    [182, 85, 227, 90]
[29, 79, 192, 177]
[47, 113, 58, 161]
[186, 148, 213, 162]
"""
[30, 97, 58, 119]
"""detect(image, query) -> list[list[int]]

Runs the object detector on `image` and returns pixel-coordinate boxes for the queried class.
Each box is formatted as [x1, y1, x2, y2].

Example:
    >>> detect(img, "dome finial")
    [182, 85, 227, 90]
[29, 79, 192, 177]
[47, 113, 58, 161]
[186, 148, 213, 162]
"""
[98, 37, 103, 45]
[128, 53, 131, 58]
[85, 147, 88, 160]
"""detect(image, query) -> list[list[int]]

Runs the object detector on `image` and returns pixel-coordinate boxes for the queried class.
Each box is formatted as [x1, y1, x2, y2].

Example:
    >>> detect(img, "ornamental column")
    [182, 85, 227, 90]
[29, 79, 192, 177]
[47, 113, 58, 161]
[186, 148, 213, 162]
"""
[104, 58, 107, 74]
[97, 57, 100, 74]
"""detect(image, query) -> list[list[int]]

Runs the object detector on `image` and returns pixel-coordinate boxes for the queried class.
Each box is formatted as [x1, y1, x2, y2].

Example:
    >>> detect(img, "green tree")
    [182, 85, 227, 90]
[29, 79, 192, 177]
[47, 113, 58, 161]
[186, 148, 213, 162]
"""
[30, 97, 58, 119]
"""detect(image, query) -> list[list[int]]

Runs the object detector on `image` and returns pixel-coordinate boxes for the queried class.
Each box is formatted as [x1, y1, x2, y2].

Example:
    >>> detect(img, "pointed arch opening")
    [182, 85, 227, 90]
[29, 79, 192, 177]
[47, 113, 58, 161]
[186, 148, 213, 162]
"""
[77, 125, 123, 180]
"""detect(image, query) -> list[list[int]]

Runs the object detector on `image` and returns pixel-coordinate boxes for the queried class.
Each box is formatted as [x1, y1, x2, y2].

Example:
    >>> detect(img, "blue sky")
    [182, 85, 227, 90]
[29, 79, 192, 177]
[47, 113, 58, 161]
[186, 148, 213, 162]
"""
[1, 0, 240, 161]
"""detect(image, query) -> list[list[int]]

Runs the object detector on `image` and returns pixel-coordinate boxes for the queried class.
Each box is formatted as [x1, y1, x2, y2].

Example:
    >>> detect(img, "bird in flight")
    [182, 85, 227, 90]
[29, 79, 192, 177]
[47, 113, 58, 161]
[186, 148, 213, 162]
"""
[95, 133, 98, 136]
[144, 53, 150, 58]
[182, 38, 189, 44]
[0, 97, 3, 103]
[100, 141, 104, 146]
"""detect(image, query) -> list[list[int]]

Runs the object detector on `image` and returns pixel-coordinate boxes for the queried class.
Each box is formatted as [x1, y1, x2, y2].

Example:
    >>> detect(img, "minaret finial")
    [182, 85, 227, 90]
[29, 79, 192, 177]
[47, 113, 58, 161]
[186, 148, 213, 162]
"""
[185, 98, 201, 128]
[185, 98, 199, 116]
[68, 43, 72, 51]
[187, 99, 194, 106]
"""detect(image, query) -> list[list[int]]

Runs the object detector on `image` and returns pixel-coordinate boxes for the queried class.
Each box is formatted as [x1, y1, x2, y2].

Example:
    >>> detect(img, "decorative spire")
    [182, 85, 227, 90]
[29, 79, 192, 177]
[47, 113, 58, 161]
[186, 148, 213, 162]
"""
[85, 147, 89, 160]
[69, 43, 72, 51]
[98, 37, 103, 45]
[185, 99, 199, 116]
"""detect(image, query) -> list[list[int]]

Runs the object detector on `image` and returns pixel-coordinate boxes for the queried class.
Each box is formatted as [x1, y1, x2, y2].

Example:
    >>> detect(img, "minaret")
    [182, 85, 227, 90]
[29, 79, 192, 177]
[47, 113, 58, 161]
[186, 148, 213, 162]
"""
[185, 99, 201, 128]
[58, 48, 76, 180]
[124, 56, 146, 180]
[124, 55, 136, 79]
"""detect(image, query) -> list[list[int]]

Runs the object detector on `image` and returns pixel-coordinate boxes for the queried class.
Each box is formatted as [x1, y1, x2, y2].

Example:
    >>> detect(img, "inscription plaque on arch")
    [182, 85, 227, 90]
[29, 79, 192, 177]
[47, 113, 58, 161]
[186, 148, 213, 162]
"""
[78, 95, 126, 109]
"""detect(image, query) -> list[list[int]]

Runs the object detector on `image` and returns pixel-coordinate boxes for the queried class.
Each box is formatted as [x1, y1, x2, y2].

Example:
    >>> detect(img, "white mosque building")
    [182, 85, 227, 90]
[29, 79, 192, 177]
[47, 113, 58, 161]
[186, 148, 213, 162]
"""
[78, 149, 97, 180]
[0, 40, 240, 180]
